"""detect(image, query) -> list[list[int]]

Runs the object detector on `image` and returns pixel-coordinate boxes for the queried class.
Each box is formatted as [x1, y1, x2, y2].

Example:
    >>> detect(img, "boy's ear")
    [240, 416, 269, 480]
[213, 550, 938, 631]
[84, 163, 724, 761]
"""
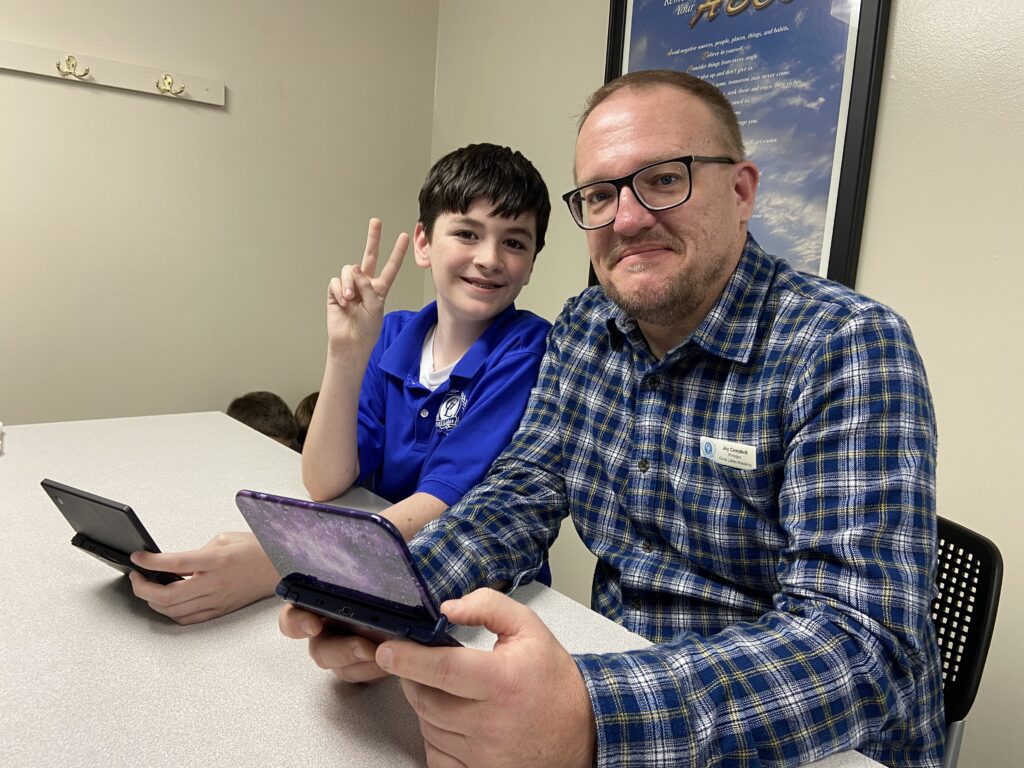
[413, 222, 432, 268]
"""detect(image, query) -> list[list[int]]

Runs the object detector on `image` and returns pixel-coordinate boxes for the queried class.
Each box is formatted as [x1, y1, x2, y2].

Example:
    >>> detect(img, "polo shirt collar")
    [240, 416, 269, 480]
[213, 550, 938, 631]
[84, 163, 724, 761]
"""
[450, 302, 519, 379]
[603, 234, 776, 364]
[378, 301, 520, 381]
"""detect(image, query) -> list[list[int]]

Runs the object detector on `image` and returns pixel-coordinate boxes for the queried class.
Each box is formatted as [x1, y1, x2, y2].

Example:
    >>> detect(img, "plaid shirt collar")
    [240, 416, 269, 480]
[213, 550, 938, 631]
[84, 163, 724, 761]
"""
[602, 233, 778, 364]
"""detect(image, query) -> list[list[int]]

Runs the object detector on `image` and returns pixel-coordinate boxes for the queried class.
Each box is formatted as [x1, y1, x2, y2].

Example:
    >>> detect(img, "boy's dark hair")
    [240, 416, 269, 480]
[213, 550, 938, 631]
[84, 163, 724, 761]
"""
[227, 391, 299, 446]
[418, 143, 551, 255]
[294, 391, 319, 449]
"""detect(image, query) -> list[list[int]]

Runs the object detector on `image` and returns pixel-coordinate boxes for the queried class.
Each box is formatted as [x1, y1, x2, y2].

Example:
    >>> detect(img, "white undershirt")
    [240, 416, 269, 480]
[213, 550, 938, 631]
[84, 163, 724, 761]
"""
[418, 325, 458, 391]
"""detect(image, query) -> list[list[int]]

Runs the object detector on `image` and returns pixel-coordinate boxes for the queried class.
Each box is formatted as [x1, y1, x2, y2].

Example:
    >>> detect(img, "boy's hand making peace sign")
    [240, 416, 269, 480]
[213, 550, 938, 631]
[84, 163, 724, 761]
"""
[327, 218, 410, 355]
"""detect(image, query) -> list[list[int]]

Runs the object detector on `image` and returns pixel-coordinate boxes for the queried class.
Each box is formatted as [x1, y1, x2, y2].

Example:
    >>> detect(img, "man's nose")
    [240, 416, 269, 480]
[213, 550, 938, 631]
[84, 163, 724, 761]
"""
[612, 186, 656, 236]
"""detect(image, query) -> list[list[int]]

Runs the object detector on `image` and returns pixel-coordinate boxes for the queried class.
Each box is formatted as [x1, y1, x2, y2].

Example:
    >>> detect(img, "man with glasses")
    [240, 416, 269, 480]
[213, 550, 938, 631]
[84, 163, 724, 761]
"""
[282, 70, 944, 768]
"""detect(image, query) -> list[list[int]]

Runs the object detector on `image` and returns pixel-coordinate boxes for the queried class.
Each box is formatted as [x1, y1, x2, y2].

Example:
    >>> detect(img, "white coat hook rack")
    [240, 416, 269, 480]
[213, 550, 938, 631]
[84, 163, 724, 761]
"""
[0, 39, 225, 107]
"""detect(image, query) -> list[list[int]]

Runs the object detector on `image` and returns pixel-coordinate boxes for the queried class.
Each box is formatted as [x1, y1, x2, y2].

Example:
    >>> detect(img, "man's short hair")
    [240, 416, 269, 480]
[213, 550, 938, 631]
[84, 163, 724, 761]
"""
[578, 69, 746, 161]
[418, 143, 551, 255]
[227, 391, 299, 445]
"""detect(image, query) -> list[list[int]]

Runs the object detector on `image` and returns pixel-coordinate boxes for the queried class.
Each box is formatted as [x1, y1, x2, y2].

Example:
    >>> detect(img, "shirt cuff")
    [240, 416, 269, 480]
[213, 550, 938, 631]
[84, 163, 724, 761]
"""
[573, 648, 696, 767]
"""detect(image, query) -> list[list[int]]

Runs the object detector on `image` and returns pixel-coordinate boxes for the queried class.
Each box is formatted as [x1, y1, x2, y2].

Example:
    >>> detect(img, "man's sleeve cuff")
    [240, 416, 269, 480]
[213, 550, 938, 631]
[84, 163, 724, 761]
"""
[573, 648, 696, 767]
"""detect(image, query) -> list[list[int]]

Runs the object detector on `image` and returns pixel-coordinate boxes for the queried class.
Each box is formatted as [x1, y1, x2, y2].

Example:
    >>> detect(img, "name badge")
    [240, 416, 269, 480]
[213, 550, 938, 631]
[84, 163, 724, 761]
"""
[700, 436, 757, 470]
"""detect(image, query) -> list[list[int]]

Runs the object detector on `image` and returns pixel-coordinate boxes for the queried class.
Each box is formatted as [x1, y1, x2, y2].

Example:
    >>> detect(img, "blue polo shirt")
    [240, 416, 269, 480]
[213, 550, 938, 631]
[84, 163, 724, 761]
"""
[356, 301, 550, 507]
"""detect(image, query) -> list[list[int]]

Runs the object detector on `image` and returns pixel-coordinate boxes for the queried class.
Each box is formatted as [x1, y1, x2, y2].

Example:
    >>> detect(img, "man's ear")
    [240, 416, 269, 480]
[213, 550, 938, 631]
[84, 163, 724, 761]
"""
[413, 222, 432, 268]
[733, 161, 759, 225]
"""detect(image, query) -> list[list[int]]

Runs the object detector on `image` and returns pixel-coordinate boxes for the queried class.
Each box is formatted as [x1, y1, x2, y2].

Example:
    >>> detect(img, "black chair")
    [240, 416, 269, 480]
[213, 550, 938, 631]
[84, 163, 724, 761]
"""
[931, 516, 1003, 768]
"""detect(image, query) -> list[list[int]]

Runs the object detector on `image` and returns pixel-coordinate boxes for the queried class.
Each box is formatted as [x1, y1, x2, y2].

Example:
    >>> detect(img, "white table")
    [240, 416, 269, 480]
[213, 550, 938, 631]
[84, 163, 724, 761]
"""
[0, 413, 881, 767]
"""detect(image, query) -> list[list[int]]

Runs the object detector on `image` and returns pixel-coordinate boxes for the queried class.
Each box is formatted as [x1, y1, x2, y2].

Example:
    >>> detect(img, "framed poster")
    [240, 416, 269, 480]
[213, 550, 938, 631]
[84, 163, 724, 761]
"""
[604, 0, 891, 286]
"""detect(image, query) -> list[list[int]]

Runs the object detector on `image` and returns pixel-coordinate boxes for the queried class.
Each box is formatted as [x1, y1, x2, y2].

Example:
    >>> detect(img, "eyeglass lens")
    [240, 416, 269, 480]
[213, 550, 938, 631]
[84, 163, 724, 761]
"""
[570, 160, 691, 228]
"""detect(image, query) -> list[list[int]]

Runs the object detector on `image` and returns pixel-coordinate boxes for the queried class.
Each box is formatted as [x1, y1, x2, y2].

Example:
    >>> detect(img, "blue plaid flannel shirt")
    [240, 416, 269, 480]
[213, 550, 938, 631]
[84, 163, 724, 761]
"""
[410, 235, 945, 767]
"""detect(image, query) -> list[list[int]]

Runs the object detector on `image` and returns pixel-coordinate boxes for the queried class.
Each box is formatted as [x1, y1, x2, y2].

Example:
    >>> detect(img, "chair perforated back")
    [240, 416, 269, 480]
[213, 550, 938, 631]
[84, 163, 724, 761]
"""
[931, 516, 1002, 767]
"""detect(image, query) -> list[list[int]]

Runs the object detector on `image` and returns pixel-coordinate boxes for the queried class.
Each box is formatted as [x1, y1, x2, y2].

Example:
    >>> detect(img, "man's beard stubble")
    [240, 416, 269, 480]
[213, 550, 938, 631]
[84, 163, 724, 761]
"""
[601, 235, 727, 328]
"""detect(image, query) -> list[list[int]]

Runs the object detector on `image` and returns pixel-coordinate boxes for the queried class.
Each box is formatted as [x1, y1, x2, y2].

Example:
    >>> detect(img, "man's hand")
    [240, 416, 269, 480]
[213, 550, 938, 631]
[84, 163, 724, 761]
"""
[327, 218, 409, 356]
[278, 604, 388, 683]
[129, 531, 279, 625]
[377, 588, 596, 768]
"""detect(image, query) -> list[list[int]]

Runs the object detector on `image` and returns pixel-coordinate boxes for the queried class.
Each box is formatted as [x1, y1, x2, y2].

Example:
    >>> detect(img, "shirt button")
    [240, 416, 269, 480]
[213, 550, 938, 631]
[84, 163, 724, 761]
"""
[631, 597, 642, 611]
[643, 539, 654, 553]
[648, 376, 660, 389]
[419, 409, 429, 418]
[637, 458, 650, 472]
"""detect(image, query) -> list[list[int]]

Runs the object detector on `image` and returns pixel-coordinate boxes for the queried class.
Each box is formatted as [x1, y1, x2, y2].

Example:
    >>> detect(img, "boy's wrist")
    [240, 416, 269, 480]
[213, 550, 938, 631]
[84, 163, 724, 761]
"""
[326, 342, 373, 366]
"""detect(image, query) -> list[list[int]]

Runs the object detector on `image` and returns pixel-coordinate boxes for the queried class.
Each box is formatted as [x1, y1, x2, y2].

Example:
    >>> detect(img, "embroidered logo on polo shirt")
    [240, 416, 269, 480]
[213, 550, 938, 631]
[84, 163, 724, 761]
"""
[435, 391, 468, 433]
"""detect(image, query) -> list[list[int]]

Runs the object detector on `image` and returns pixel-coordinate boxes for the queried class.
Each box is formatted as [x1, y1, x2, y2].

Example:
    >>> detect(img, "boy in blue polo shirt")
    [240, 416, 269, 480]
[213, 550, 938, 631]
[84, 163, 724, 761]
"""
[302, 144, 551, 537]
[129, 144, 552, 624]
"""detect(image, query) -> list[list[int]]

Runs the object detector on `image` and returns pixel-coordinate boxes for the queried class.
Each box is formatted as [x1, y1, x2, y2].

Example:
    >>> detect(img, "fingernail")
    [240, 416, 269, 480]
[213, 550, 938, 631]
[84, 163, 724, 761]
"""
[376, 645, 393, 671]
[301, 618, 319, 636]
[353, 646, 369, 662]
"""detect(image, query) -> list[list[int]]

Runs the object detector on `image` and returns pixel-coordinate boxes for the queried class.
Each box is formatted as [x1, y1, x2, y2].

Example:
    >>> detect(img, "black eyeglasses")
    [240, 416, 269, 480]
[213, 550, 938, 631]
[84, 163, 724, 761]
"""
[561, 155, 736, 230]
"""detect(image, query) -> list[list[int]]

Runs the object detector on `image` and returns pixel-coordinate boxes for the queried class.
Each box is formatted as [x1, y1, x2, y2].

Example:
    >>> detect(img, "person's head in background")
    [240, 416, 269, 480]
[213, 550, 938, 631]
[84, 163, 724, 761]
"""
[227, 391, 299, 449]
[412, 143, 551, 332]
[293, 391, 319, 451]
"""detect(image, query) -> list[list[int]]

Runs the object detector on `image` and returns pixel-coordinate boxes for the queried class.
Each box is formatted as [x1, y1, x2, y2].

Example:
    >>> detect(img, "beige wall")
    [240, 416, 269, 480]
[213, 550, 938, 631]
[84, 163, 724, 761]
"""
[2, 1, 1020, 765]
[0, 0, 438, 425]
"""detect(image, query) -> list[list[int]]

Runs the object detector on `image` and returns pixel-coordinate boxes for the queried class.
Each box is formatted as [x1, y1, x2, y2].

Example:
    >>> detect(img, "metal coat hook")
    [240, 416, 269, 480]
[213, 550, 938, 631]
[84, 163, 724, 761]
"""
[56, 54, 89, 79]
[156, 73, 185, 96]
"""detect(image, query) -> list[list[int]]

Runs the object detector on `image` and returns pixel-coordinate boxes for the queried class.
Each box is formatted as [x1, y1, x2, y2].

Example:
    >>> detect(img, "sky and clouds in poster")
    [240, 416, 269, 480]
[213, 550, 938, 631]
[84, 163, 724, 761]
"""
[625, 0, 859, 274]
